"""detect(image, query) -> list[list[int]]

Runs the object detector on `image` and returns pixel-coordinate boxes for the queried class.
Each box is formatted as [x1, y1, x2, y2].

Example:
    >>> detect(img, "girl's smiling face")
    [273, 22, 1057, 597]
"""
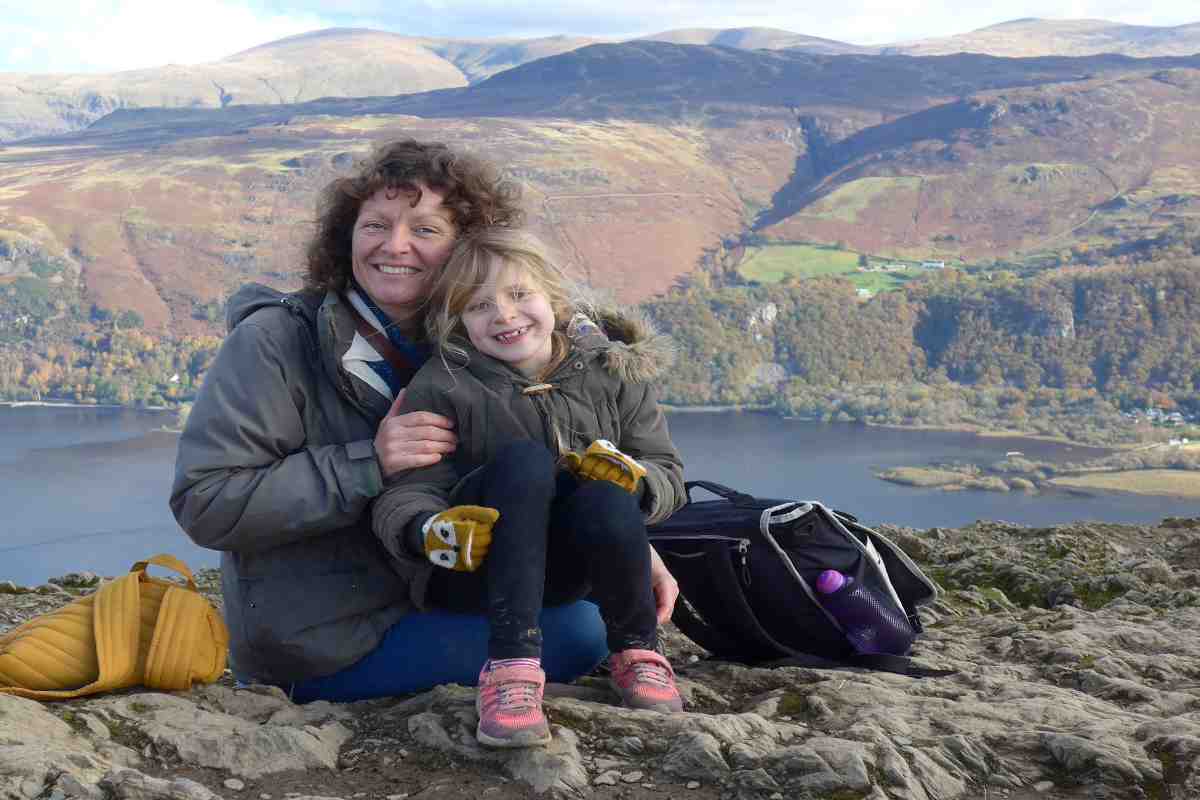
[461, 258, 556, 377]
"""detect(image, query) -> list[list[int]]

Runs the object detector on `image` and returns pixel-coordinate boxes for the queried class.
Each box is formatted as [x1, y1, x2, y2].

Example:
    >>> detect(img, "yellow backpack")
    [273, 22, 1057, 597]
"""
[0, 554, 229, 699]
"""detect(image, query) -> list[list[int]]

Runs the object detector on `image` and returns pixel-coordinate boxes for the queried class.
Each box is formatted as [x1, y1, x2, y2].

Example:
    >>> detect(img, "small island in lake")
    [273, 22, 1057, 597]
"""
[878, 441, 1200, 499]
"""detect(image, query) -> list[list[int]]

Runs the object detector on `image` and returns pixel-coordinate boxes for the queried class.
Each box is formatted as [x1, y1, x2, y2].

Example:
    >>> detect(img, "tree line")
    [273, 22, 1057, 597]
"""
[643, 257, 1200, 445]
[3, 246, 1199, 447]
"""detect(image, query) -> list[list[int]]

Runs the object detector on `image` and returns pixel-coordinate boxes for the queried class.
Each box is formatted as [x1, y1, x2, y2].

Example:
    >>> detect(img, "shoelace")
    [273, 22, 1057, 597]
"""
[483, 658, 542, 707]
[488, 679, 540, 710]
[626, 660, 673, 688]
[496, 681, 540, 705]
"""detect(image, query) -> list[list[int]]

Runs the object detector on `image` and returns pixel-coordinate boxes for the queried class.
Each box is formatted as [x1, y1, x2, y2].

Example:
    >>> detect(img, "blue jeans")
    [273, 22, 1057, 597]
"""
[284, 600, 608, 703]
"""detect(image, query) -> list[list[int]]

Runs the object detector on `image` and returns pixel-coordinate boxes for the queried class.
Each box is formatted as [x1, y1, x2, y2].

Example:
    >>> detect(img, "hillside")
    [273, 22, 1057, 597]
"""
[2, 43, 1199, 414]
[756, 66, 1200, 265]
[37, 44, 1200, 281]
[888, 17, 1200, 58]
[0, 28, 595, 142]
[638, 26, 870, 54]
[0, 111, 784, 332]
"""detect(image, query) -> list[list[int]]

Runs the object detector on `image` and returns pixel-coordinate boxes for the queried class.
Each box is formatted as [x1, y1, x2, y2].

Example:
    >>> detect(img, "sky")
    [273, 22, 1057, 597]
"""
[0, 0, 1196, 74]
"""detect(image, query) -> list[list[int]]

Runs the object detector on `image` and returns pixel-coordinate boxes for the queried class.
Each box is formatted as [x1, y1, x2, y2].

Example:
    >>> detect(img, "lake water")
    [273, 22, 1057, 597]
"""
[1, 405, 1196, 586]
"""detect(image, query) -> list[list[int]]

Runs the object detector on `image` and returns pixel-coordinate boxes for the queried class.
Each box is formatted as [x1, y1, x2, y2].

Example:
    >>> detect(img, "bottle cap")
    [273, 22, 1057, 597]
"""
[816, 569, 846, 594]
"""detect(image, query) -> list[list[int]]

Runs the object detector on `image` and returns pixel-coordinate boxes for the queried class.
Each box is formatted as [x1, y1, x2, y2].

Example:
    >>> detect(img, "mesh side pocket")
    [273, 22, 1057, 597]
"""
[823, 580, 916, 656]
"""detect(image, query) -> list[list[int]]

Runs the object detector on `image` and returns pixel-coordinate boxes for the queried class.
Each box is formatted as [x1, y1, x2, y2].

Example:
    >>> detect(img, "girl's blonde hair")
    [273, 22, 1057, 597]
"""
[426, 228, 579, 375]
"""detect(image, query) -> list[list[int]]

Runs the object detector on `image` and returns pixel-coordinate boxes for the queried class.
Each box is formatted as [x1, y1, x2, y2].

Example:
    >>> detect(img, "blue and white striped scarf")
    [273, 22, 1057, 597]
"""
[346, 280, 432, 396]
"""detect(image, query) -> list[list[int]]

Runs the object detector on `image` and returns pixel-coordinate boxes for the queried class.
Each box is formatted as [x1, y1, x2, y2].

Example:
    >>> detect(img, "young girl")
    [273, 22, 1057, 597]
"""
[371, 227, 686, 747]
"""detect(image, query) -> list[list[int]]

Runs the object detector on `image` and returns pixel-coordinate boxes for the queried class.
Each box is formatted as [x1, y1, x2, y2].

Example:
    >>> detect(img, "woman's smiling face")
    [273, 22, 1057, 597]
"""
[350, 184, 457, 322]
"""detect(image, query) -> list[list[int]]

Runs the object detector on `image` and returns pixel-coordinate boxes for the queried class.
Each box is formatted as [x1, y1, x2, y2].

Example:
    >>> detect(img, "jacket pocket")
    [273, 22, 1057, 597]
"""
[238, 563, 403, 678]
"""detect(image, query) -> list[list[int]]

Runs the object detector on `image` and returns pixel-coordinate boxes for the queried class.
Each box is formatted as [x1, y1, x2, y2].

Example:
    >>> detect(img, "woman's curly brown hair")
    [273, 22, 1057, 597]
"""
[304, 139, 525, 292]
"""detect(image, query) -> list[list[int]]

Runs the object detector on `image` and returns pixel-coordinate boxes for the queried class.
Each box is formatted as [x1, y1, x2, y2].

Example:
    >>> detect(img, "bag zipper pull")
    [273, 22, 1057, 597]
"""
[738, 540, 751, 586]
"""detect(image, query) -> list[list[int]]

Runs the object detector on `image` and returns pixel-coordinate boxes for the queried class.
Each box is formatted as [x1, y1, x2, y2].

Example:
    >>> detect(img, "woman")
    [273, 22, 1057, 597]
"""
[170, 139, 680, 702]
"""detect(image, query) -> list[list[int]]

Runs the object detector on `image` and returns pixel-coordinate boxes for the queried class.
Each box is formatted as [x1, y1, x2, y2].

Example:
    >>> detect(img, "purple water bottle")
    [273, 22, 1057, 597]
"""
[815, 569, 916, 655]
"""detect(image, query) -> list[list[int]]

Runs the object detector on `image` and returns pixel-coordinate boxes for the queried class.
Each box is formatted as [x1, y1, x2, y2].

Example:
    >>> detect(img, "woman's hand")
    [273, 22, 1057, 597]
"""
[374, 390, 458, 478]
[648, 545, 679, 624]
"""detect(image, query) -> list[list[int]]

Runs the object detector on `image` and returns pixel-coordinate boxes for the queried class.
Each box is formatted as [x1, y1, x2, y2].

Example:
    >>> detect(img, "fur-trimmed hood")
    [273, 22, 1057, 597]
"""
[575, 307, 676, 384]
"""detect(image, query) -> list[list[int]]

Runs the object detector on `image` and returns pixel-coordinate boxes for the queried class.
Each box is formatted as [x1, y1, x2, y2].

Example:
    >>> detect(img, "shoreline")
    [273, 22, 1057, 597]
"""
[1046, 470, 1200, 500]
[878, 464, 1200, 500]
[662, 410, 1128, 455]
[662, 404, 774, 414]
[863, 420, 1119, 454]
[0, 400, 173, 412]
[0, 401, 1168, 457]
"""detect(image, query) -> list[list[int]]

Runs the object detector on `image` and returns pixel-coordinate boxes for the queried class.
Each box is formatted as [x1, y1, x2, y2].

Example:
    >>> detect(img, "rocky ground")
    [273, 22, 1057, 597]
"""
[3, 516, 1200, 800]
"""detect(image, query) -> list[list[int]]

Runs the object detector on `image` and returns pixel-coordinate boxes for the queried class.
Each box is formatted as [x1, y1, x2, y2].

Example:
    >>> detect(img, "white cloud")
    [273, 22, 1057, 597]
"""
[0, 0, 1195, 73]
[0, 1, 330, 72]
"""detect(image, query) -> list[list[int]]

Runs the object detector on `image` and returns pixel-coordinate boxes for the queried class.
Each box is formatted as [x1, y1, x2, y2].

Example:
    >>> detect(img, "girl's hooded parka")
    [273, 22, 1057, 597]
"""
[370, 309, 686, 564]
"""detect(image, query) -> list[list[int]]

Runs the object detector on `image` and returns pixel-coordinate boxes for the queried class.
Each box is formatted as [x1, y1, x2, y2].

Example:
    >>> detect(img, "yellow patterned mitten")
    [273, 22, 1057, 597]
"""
[563, 439, 647, 494]
[422, 505, 499, 572]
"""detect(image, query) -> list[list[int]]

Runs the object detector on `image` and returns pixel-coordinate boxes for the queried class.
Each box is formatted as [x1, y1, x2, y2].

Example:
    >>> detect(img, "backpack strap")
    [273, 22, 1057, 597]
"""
[667, 601, 745, 661]
[764, 652, 957, 678]
[132, 554, 197, 589]
[684, 480, 756, 505]
[671, 541, 800, 663]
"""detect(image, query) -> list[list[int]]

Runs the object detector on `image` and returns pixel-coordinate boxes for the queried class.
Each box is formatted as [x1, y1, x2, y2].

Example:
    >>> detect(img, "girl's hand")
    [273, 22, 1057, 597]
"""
[649, 545, 679, 624]
[374, 390, 458, 477]
[564, 439, 647, 494]
[423, 505, 499, 572]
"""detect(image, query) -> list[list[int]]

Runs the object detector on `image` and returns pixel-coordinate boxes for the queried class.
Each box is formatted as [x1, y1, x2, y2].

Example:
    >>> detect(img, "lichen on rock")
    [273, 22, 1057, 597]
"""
[2, 515, 1199, 799]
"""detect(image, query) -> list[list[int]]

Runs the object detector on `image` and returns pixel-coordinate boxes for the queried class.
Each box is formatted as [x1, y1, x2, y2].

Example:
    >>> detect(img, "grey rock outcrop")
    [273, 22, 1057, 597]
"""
[2, 516, 1198, 799]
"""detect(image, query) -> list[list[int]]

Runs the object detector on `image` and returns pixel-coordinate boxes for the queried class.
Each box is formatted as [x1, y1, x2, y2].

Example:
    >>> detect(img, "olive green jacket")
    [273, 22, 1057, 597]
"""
[371, 310, 686, 558]
[170, 284, 429, 684]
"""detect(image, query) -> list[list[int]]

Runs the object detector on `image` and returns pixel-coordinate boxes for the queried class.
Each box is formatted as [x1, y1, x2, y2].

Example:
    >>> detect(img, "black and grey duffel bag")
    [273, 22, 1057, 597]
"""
[647, 480, 949, 676]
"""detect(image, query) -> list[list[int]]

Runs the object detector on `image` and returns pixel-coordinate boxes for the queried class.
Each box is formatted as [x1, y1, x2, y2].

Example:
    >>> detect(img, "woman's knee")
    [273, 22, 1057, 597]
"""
[540, 600, 607, 682]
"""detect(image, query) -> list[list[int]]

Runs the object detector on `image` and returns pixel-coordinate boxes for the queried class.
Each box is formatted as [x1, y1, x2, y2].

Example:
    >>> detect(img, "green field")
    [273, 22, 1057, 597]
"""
[738, 243, 913, 294]
[846, 271, 908, 294]
[738, 244, 861, 283]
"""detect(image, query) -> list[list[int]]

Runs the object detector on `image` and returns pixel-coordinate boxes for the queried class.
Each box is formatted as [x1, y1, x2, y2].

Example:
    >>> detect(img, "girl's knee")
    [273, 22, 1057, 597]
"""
[492, 440, 556, 482]
[572, 480, 643, 527]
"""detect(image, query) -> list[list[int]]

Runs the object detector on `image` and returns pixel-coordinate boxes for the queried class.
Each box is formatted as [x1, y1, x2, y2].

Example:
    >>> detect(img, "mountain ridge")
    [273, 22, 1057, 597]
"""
[50, 45, 1200, 150]
[887, 17, 1200, 58]
[3, 18, 1198, 143]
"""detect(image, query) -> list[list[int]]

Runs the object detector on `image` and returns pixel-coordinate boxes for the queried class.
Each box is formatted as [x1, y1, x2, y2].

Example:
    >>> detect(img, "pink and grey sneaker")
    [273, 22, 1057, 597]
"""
[475, 658, 552, 748]
[609, 649, 684, 713]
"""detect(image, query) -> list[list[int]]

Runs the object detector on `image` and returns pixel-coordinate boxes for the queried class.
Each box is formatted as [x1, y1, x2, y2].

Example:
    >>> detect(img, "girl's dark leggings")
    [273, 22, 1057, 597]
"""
[425, 440, 657, 659]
